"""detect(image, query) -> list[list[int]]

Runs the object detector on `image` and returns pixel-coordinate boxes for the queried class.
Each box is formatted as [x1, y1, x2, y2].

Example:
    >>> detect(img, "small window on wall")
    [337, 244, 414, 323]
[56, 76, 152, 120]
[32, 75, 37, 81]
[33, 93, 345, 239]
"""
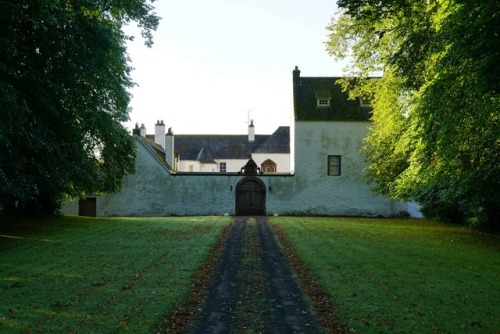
[317, 98, 331, 107]
[219, 162, 227, 173]
[328, 155, 341, 176]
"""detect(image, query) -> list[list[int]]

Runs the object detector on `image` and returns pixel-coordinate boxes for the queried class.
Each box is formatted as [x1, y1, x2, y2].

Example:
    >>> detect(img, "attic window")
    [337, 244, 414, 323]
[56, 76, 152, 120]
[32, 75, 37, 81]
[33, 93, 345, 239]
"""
[360, 98, 372, 106]
[317, 98, 331, 107]
[315, 90, 332, 107]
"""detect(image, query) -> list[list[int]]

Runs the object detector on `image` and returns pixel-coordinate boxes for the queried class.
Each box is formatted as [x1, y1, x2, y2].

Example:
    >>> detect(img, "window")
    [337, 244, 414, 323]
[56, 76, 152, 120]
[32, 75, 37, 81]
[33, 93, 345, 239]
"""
[317, 98, 331, 107]
[261, 159, 277, 173]
[360, 98, 372, 106]
[328, 155, 341, 176]
[219, 162, 227, 173]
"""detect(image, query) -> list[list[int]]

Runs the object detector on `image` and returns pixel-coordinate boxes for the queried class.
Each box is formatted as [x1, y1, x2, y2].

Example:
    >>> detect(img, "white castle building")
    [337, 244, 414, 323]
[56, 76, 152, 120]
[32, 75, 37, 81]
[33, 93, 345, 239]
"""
[63, 67, 421, 218]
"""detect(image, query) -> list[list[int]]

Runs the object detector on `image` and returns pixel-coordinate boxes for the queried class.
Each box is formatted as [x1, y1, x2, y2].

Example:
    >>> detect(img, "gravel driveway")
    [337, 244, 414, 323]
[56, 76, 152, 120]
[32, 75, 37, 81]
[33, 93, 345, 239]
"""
[187, 216, 322, 333]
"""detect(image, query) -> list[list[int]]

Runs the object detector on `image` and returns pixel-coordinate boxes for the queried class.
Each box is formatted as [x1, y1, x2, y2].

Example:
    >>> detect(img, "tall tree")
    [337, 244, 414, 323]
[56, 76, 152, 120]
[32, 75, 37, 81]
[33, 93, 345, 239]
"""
[0, 0, 159, 216]
[326, 0, 500, 230]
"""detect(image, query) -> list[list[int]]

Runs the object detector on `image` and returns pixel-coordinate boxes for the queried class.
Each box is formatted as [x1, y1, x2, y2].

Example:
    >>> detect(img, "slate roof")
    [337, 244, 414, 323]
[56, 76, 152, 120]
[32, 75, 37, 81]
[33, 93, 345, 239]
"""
[253, 126, 290, 154]
[293, 68, 376, 121]
[195, 144, 216, 163]
[173, 126, 290, 161]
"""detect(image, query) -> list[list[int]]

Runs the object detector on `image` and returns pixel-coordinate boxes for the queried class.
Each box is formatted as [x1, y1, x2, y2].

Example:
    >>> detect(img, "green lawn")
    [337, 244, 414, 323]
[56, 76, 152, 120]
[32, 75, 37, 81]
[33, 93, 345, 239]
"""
[271, 217, 500, 333]
[0, 216, 229, 333]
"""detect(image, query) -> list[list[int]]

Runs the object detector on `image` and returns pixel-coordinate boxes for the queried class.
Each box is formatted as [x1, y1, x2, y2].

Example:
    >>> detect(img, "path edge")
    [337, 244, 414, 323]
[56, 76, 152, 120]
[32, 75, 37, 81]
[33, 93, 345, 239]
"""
[271, 223, 349, 334]
[158, 220, 233, 333]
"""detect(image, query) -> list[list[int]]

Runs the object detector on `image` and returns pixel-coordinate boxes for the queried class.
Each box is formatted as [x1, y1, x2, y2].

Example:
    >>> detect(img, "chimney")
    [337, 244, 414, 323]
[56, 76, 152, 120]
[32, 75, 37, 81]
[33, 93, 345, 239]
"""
[293, 66, 301, 120]
[139, 123, 146, 137]
[248, 119, 255, 142]
[154, 120, 166, 149]
[132, 122, 140, 136]
[165, 127, 175, 170]
[293, 65, 301, 85]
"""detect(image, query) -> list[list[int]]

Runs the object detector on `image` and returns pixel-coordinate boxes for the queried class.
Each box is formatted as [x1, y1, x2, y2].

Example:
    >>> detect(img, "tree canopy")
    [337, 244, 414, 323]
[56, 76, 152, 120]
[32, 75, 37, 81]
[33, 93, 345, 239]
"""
[326, 0, 500, 230]
[0, 0, 159, 216]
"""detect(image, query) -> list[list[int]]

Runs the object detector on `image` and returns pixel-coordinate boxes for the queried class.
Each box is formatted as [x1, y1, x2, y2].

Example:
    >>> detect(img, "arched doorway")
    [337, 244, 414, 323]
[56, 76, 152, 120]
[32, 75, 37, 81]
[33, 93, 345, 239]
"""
[235, 177, 266, 216]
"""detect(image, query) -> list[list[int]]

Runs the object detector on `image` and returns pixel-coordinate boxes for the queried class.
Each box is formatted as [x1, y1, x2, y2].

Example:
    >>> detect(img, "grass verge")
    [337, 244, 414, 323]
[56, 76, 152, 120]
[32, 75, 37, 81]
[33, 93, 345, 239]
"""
[271, 217, 499, 333]
[0, 216, 229, 333]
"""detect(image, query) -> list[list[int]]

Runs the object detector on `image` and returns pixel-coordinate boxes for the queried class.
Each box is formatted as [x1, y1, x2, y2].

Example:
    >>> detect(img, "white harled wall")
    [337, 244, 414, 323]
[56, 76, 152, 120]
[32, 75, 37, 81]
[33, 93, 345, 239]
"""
[270, 121, 407, 216]
[70, 120, 414, 217]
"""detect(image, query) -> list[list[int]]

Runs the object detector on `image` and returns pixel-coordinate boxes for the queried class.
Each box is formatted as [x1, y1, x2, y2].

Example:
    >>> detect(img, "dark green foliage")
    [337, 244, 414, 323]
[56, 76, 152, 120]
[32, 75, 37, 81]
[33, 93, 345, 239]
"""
[327, 0, 500, 230]
[0, 0, 159, 216]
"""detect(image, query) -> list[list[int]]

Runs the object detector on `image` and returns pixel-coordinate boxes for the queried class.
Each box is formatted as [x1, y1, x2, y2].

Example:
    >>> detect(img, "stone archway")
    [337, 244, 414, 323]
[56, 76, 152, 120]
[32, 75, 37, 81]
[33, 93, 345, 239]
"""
[235, 177, 266, 216]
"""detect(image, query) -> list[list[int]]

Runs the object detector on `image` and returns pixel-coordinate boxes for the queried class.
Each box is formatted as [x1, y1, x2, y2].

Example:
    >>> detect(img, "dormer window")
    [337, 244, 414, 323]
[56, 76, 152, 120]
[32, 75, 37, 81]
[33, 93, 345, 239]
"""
[261, 159, 277, 173]
[317, 98, 331, 107]
[360, 98, 372, 107]
[315, 90, 332, 108]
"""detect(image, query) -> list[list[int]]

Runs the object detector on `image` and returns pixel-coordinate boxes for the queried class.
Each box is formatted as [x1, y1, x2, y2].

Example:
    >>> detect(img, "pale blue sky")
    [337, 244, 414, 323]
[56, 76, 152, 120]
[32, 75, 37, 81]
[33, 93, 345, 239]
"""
[125, 0, 344, 135]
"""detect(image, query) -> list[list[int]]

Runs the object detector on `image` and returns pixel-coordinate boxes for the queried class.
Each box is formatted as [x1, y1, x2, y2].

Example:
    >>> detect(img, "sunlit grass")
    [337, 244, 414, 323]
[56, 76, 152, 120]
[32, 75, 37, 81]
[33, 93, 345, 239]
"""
[0, 216, 229, 333]
[271, 217, 499, 333]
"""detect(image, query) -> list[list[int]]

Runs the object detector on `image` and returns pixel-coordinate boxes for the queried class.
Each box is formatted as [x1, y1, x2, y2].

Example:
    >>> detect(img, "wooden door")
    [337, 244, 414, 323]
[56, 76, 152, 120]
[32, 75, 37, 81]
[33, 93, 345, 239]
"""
[236, 179, 266, 216]
[79, 197, 97, 217]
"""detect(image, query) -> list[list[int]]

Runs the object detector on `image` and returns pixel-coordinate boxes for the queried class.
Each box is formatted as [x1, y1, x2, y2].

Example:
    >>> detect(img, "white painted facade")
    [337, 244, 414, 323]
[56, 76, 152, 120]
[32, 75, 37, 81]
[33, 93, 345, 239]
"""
[251, 153, 291, 173]
[163, 122, 291, 173]
[61, 68, 420, 218]
[178, 160, 218, 173]
[286, 120, 405, 216]
[178, 155, 290, 174]
[63, 127, 413, 217]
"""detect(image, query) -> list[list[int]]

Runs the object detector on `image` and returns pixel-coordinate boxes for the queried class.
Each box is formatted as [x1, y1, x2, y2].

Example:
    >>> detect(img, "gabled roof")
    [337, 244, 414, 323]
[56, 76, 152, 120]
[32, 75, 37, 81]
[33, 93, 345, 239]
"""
[174, 135, 269, 160]
[173, 126, 290, 160]
[293, 68, 376, 121]
[253, 126, 290, 154]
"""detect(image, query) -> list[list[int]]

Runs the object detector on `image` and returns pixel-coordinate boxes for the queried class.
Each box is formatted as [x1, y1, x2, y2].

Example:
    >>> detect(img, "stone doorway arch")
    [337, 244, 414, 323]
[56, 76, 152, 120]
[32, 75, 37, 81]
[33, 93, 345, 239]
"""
[235, 177, 266, 216]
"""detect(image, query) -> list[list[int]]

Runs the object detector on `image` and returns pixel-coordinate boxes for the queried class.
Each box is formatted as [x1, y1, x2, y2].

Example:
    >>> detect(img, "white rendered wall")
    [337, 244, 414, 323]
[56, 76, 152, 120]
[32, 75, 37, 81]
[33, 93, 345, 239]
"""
[265, 121, 408, 216]
[82, 130, 413, 217]
[251, 153, 291, 173]
[216, 159, 248, 173]
[178, 160, 219, 172]
[177, 158, 251, 173]
[100, 140, 237, 216]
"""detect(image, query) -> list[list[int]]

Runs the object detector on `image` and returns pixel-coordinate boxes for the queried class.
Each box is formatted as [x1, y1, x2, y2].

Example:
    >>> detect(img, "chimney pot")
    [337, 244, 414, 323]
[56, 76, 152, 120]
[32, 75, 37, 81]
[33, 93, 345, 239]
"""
[248, 119, 255, 142]
[155, 120, 166, 149]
